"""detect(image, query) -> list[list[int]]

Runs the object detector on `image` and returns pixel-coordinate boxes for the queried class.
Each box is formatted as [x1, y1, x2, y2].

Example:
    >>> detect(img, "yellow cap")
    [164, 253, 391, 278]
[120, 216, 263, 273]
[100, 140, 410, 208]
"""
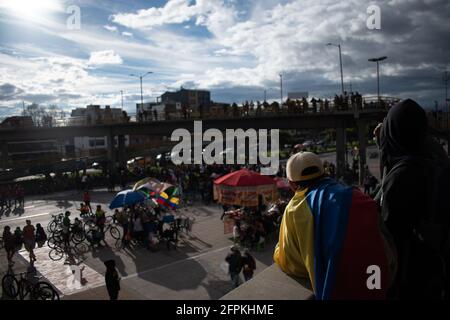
[286, 152, 324, 182]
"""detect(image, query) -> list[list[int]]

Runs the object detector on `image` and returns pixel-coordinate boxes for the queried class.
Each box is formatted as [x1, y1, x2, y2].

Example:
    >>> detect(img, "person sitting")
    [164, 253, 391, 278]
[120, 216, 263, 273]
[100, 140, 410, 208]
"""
[86, 226, 105, 247]
[78, 203, 90, 218]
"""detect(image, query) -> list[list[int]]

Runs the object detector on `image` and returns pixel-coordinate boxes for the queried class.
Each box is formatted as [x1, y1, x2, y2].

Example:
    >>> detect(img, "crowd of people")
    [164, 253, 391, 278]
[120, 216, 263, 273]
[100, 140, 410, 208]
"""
[225, 246, 257, 288]
[2, 220, 47, 266]
[0, 184, 25, 210]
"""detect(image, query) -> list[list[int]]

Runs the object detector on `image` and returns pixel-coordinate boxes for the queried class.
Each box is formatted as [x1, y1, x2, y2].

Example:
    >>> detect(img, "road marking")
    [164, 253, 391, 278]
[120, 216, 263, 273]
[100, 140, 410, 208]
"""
[24, 205, 35, 209]
[0, 212, 50, 224]
[122, 245, 232, 280]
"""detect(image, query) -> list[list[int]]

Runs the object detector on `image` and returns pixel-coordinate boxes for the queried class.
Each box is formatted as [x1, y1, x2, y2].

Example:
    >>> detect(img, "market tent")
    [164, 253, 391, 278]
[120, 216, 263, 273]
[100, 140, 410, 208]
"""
[213, 169, 278, 207]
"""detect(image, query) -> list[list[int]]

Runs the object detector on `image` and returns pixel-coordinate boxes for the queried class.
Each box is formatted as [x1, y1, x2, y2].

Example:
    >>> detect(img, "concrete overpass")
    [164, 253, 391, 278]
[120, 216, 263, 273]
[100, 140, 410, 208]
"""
[1, 109, 388, 182]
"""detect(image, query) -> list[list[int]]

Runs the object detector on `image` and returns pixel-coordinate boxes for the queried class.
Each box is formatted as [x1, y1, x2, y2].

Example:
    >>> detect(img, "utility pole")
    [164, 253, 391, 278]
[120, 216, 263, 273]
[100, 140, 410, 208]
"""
[264, 89, 267, 103]
[130, 71, 153, 109]
[279, 74, 283, 106]
[368, 56, 387, 107]
[327, 43, 345, 97]
[120, 90, 124, 110]
[444, 71, 448, 129]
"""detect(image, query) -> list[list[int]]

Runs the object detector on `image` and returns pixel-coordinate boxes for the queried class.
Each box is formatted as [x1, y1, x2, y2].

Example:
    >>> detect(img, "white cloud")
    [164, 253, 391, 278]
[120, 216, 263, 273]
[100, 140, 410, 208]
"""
[122, 32, 133, 37]
[103, 25, 118, 32]
[88, 50, 123, 66]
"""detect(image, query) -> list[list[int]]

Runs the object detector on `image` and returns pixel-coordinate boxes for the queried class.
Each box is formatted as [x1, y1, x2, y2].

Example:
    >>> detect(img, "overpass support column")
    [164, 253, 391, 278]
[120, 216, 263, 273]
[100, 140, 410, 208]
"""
[357, 120, 367, 186]
[118, 135, 126, 170]
[336, 124, 346, 181]
[106, 133, 116, 175]
[448, 133, 450, 156]
[1, 142, 8, 169]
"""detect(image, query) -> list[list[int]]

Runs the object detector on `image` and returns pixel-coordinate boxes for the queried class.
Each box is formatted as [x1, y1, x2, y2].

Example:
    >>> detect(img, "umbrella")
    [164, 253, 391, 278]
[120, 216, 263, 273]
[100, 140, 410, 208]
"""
[109, 189, 146, 209]
[273, 177, 290, 190]
[213, 169, 278, 207]
[132, 177, 164, 192]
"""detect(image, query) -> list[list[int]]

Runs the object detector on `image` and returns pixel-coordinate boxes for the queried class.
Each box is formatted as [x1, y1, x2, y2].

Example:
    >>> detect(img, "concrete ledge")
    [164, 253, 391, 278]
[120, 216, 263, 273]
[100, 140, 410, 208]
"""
[221, 264, 314, 300]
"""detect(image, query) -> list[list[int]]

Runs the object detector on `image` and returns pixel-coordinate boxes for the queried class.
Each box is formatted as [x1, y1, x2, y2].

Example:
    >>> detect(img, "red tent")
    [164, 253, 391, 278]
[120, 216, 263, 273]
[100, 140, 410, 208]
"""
[213, 169, 278, 207]
[214, 169, 276, 187]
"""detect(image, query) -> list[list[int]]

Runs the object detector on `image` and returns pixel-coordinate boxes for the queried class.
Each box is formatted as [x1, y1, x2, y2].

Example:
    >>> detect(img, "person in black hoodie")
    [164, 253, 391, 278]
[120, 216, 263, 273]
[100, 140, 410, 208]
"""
[104, 259, 121, 300]
[377, 99, 449, 299]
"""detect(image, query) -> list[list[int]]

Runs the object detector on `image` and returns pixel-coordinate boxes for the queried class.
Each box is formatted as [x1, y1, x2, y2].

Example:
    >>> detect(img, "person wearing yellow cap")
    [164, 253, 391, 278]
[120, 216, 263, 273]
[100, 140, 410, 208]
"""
[274, 152, 392, 300]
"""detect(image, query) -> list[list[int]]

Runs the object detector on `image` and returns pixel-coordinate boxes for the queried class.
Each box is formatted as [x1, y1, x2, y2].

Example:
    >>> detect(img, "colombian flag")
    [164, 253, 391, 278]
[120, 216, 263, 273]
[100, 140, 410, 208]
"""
[274, 178, 390, 300]
[157, 191, 180, 209]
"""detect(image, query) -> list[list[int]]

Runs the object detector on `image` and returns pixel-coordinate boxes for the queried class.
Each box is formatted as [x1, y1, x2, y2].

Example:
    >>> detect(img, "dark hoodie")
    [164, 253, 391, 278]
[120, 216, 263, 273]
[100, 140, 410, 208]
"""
[380, 99, 448, 299]
[104, 260, 120, 299]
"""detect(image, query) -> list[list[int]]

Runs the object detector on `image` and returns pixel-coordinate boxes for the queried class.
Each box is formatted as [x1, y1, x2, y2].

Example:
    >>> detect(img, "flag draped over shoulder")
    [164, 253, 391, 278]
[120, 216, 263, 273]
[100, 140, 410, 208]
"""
[274, 178, 390, 300]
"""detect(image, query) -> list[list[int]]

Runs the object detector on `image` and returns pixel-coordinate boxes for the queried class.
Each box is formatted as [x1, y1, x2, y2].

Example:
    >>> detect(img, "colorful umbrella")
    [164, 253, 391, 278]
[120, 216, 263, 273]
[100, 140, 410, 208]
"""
[109, 189, 146, 209]
[213, 169, 279, 207]
[132, 177, 164, 192]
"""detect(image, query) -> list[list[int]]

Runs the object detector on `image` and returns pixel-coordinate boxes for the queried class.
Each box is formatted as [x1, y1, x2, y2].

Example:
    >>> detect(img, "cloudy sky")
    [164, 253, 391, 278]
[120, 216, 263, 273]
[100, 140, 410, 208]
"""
[0, 0, 449, 118]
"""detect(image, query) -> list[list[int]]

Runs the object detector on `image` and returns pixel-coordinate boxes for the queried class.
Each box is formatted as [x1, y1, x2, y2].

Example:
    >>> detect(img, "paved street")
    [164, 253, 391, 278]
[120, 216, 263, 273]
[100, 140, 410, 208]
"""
[0, 189, 276, 300]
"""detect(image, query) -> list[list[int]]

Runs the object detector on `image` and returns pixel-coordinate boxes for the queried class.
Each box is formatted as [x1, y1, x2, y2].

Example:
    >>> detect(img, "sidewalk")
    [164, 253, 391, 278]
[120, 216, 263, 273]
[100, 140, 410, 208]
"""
[62, 283, 144, 300]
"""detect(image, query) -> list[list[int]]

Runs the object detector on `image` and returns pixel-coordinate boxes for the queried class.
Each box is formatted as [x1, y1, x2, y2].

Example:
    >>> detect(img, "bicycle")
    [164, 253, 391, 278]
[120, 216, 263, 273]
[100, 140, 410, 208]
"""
[83, 215, 121, 241]
[47, 213, 64, 233]
[2, 267, 60, 300]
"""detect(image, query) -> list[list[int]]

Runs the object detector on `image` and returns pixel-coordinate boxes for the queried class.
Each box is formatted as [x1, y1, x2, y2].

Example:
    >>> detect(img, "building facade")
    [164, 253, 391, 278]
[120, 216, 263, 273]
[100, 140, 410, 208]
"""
[161, 88, 211, 111]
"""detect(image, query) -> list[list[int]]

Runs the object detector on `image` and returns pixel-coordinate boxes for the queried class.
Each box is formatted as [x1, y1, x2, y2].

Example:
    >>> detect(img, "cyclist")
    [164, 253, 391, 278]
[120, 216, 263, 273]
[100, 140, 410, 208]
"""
[95, 205, 106, 233]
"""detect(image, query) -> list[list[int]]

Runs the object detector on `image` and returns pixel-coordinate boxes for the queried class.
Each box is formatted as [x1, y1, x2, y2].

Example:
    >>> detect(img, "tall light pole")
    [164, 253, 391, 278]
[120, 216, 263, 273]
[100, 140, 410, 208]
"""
[327, 43, 344, 97]
[120, 90, 124, 110]
[444, 70, 448, 129]
[368, 56, 387, 107]
[130, 71, 153, 109]
[279, 74, 283, 106]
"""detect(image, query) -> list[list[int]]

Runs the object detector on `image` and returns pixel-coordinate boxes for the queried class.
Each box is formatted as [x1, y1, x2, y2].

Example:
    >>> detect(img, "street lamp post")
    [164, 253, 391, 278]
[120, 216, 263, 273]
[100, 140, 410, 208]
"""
[279, 74, 283, 106]
[368, 56, 387, 107]
[130, 71, 153, 109]
[120, 90, 124, 110]
[327, 43, 344, 97]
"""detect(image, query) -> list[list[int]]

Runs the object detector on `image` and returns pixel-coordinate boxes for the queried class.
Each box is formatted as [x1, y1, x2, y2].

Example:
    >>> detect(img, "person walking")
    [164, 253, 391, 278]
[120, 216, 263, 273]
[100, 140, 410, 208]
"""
[241, 249, 256, 281]
[22, 220, 36, 263]
[83, 191, 92, 213]
[2, 226, 16, 265]
[225, 246, 243, 288]
[104, 259, 120, 300]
